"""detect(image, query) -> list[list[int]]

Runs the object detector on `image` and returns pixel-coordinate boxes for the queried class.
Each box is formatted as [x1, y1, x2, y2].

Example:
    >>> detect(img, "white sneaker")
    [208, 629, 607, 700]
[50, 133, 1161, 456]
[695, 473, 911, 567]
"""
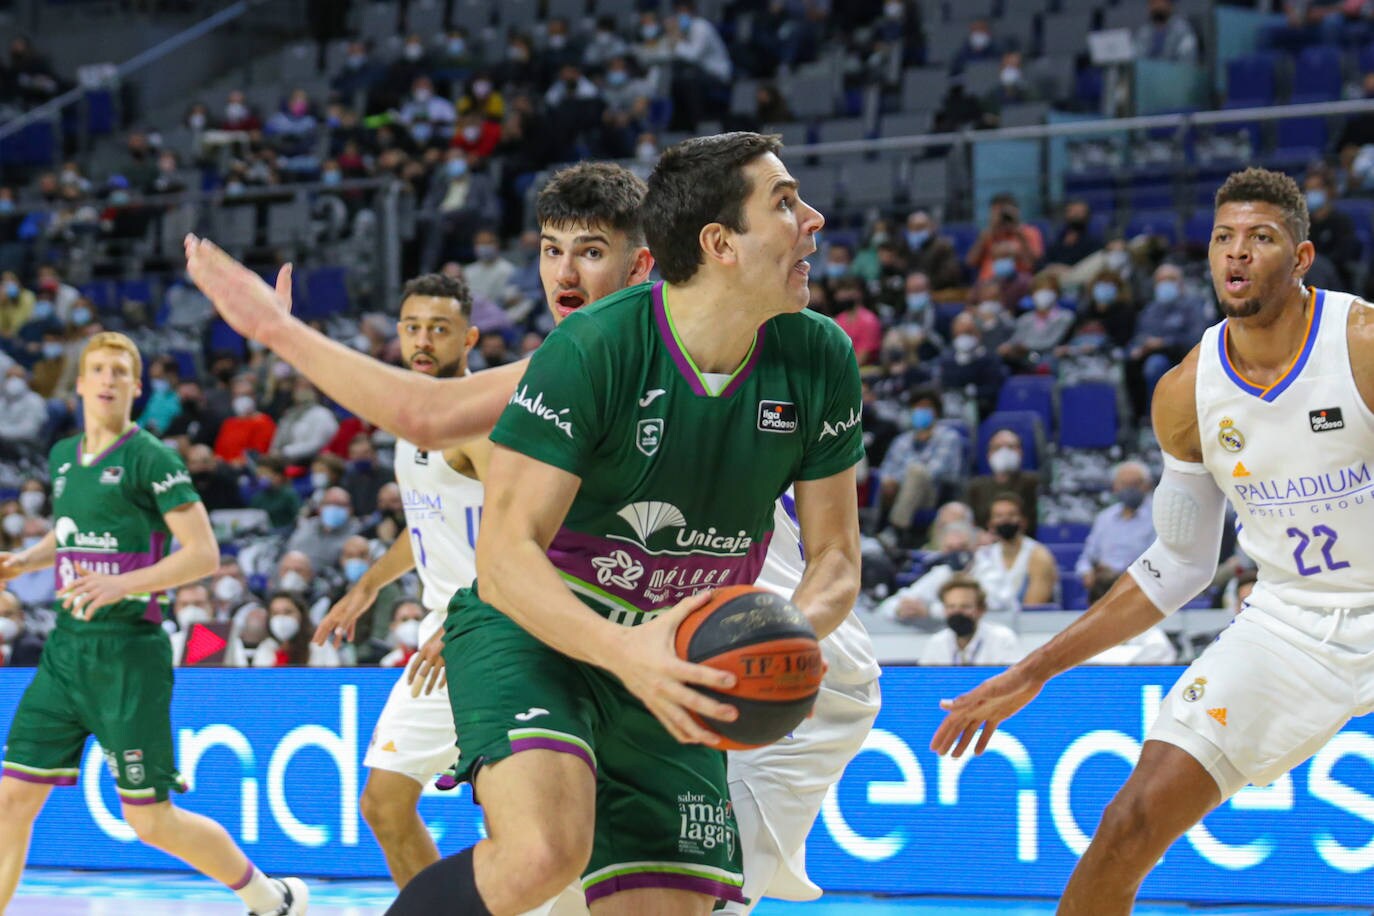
[251, 878, 309, 915]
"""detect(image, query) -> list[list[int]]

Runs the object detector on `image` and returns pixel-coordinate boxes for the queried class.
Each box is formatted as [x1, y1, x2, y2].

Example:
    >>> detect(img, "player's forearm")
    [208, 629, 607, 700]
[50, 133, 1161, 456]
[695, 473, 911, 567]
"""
[360, 534, 414, 591]
[1018, 574, 1165, 684]
[117, 541, 219, 597]
[478, 537, 626, 669]
[11, 530, 56, 573]
[258, 316, 520, 449]
[790, 543, 860, 639]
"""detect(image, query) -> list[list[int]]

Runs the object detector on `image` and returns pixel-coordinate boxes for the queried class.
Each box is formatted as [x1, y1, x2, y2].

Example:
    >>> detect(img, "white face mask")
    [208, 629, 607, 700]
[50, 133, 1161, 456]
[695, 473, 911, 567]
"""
[2, 513, 24, 538]
[213, 576, 244, 603]
[392, 619, 421, 648]
[279, 570, 308, 594]
[1032, 288, 1057, 311]
[310, 471, 330, 491]
[988, 447, 1022, 474]
[232, 395, 256, 417]
[3, 376, 27, 398]
[953, 333, 978, 353]
[176, 605, 212, 629]
[269, 614, 301, 643]
[18, 491, 44, 517]
[0, 617, 19, 642]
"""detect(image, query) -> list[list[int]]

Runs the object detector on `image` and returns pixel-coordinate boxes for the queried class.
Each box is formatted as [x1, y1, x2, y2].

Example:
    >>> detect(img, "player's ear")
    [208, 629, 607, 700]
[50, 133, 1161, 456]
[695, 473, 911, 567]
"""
[464, 325, 479, 351]
[627, 246, 654, 285]
[699, 222, 735, 268]
[1293, 238, 1316, 280]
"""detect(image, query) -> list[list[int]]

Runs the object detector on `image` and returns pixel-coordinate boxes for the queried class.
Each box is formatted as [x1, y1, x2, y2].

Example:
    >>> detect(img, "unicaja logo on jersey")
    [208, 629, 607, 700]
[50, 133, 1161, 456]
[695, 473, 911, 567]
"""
[613, 501, 754, 556]
[510, 385, 573, 438]
[54, 517, 119, 551]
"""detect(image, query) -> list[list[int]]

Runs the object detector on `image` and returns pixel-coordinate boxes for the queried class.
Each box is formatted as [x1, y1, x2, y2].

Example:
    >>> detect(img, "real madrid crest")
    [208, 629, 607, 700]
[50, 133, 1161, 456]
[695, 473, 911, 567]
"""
[1217, 418, 1245, 453]
[1182, 676, 1207, 703]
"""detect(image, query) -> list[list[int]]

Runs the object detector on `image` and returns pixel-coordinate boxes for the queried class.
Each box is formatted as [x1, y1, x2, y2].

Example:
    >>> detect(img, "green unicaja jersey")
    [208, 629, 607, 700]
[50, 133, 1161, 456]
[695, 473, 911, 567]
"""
[48, 426, 202, 628]
[489, 280, 864, 625]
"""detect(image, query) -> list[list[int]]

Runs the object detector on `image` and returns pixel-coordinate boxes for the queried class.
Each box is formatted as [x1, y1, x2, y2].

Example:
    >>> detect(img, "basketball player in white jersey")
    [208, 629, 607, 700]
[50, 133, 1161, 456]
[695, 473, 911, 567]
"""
[185, 159, 880, 912]
[932, 166, 1374, 913]
[310, 273, 485, 889]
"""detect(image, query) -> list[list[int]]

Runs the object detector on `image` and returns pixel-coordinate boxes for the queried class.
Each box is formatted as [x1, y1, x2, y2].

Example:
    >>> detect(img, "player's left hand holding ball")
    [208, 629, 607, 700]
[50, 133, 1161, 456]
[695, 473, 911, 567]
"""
[59, 564, 131, 620]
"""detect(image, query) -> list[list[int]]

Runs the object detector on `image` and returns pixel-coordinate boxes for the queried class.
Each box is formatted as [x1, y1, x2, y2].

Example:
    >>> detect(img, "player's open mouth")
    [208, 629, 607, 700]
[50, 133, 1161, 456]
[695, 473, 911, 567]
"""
[1225, 273, 1250, 294]
[410, 354, 435, 371]
[554, 291, 586, 317]
[98, 392, 116, 403]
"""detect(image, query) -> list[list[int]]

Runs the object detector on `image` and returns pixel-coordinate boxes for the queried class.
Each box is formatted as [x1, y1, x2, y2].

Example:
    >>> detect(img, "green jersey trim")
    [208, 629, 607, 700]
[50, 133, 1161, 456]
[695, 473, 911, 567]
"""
[77, 424, 139, 466]
[655, 282, 764, 398]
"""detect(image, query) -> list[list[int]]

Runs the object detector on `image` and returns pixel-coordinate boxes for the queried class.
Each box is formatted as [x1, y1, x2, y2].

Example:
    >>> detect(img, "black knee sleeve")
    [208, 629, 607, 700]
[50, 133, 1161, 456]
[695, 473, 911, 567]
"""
[385, 847, 492, 916]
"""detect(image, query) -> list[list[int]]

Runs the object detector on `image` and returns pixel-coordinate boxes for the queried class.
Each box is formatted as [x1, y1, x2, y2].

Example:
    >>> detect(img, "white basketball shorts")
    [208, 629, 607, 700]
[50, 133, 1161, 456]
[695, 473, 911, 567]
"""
[362, 609, 459, 783]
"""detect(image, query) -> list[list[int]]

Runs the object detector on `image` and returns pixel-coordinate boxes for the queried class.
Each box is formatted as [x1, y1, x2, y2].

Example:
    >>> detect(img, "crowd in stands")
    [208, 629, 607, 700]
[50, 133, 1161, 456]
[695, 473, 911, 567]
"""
[4, 0, 1370, 668]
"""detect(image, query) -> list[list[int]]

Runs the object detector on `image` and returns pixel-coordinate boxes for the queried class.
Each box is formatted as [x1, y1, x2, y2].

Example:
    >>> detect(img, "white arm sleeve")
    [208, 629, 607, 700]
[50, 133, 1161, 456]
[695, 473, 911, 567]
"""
[1125, 453, 1228, 617]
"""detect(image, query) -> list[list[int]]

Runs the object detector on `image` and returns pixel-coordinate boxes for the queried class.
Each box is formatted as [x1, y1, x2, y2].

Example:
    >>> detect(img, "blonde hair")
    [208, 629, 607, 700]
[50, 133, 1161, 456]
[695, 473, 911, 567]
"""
[78, 332, 143, 380]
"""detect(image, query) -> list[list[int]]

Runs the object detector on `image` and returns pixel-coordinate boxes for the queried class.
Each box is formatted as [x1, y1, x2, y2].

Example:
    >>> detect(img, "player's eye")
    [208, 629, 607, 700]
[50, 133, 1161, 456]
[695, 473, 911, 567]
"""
[584, 248, 603, 260]
[779, 196, 793, 211]
[543, 246, 561, 258]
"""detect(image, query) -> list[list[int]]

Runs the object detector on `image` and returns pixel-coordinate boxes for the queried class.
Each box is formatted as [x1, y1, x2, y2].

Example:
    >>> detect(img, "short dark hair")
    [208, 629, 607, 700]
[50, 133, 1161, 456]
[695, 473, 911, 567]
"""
[939, 574, 987, 610]
[399, 273, 472, 321]
[1214, 167, 1309, 243]
[643, 131, 784, 284]
[990, 491, 1025, 514]
[908, 385, 942, 413]
[537, 161, 647, 247]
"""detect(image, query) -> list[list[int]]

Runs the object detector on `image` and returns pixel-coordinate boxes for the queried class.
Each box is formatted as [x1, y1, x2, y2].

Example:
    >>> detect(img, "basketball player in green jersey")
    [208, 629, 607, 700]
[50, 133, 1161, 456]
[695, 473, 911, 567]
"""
[187, 132, 863, 915]
[0, 332, 308, 915]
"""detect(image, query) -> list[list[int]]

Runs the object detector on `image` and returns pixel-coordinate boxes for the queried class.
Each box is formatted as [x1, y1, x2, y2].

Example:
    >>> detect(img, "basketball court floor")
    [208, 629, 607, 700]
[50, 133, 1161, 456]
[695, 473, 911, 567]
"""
[9, 870, 1370, 915]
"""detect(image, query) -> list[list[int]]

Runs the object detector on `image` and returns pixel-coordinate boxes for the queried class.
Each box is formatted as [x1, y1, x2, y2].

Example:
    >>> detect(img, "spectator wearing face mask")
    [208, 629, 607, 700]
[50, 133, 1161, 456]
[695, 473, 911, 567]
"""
[831, 278, 882, 366]
[1075, 460, 1155, 592]
[0, 366, 46, 459]
[377, 600, 426, 668]
[168, 582, 216, 666]
[980, 51, 1040, 127]
[420, 150, 502, 271]
[1126, 263, 1211, 419]
[1060, 269, 1135, 358]
[877, 521, 977, 624]
[249, 454, 301, 529]
[1134, 0, 1199, 64]
[968, 494, 1057, 613]
[362, 482, 406, 545]
[0, 271, 34, 339]
[0, 501, 23, 550]
[818, 241, 854, 283]
[210, 560, 253, 620]
[286, 487, 360, 572]
[332, 534, 406, 651]
[999, 273, 1074, 372]
[919, 576, 1024, 665]
[967, 193, 1043, 284]
[964, 429, 1041, 535]
[464, 228, 519, 312]
[966, 280, 1016, 351]
[450, 111, 502, 163]
[271, 377, 339, 464]
[1303, 171, 1361, 291]
[34, 265, 79, 324]
[938, 312, 1007, 418]
[949, 19, 1000, 76]
[137, 355, 182, 435]
[1045, 200, 1101, 268]
[0, 590, 43, 667]
[878, 388, 967, 548]
[254, 592, 342, 667]
[215, 374, 276, 465]
[270, 550, 335, 622]
[185, 444, 244, 513]
[903, 210, 964, 291]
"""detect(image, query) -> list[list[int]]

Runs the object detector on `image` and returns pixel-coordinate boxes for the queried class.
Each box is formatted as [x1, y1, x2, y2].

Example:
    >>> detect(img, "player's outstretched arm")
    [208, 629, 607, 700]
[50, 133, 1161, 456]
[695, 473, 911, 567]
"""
[0, 529, 56, 582]
[184, 235, 521, 450]
[313, 534, 415, 647]
[61, 502, 219, 619]
[931, 353, 1219, 758]
[790, 466, 862, 639]
[476, 445, 739, 746]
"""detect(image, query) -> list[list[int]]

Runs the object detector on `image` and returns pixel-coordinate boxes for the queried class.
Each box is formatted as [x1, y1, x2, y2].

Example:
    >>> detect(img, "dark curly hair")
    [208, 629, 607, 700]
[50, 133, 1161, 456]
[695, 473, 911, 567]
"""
[1214, 167, 1309, 244]
[400, 273, 472, 321]
[536, 161, 647, 247]
[643, 132, 784, 284]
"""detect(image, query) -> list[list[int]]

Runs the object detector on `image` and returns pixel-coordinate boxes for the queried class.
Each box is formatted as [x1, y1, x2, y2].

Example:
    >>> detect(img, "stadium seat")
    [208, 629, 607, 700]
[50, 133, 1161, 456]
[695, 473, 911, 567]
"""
[208, 318, 247, 359]
[1293, 46, 1343, 101]
[118, 278, 153, 306]
[1125, 209, 1180, 244]
[1045, 542, 1084, 573]
[996, 375, 1055, 436]
[977, 411, 1044, 474]
[1273, 95, 1330, 158]
[302, 266, 349, 319]
[80, 280, 114, 313]
[1226, 53, 1277, 106]
[1058, 382, 1118, 449]
[1184, 211, 1214, 246]
[1041, 521, 1091, 543]
[1060, 575, 1089, 610]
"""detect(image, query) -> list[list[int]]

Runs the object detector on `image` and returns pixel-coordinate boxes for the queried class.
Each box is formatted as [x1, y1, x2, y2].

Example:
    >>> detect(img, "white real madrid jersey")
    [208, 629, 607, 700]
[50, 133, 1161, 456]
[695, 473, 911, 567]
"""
[756, 489, 880, 684]
[394, 438, 485, 614]
[1196, 287, 1374, 608]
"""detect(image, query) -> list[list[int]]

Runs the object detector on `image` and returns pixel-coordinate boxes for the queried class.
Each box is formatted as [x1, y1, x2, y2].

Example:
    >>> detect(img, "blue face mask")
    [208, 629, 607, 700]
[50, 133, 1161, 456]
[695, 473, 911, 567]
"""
[343, 557, 369, 583]
[1092, 281, 1118, 305]
[322, 170, 342, 186]
[607, 69, 628, 87]
[911, 406, 935, 430]
[906, 291, 931, 312]
[31, 300, 53, 321]
[0, 199, 14, 215]
[824, 262, 848, 279]
[905, 229, 929, 249]
[109, 190, 130, 206]
[447, 38, 466, 55]
[447, 159, 468, 178]
[1154, 279, 1180, 303]
[1305, 189, 1327, 212]
[71, 307, 92, 326]
[992, 257, 1017, 279]
[151, 377, 170, 394]
[1117, 487, 1145, 510]
[41, 341, 64, 359]
[411, 123, 433, 143]
[678, 12, 693, 30]
[3, 281, 17, 299]
[319, 504, 349, 530]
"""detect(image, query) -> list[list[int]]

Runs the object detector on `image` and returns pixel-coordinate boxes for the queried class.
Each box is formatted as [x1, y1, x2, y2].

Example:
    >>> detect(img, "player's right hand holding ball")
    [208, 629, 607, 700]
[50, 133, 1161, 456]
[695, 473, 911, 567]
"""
[607, 591, 738, 747]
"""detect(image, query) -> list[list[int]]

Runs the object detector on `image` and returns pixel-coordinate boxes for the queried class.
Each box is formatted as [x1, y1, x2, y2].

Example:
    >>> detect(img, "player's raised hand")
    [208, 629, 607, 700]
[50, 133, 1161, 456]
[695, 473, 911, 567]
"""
[183, 234, 293, 342]
[609, 591, 739, 747]
[313, 581, 377, 647]
[58, 563, 130, 620]
[407, 629, 447, 697]
[930, 666, 1044, 758]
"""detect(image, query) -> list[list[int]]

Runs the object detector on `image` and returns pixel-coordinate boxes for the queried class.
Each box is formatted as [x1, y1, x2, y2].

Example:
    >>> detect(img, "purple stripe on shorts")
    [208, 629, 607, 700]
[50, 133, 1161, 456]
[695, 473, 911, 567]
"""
[118, 793, 161, 806]
[584, 871, 746, 905]
[229, 862, 256, 891]
[2, 767, 77, 787]
[508, 736, 595, 775]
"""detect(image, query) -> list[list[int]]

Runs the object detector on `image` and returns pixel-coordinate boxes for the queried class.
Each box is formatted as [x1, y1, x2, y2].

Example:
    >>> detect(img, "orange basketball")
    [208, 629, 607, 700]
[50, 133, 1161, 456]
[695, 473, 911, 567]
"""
[674, 585, 824, 750]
